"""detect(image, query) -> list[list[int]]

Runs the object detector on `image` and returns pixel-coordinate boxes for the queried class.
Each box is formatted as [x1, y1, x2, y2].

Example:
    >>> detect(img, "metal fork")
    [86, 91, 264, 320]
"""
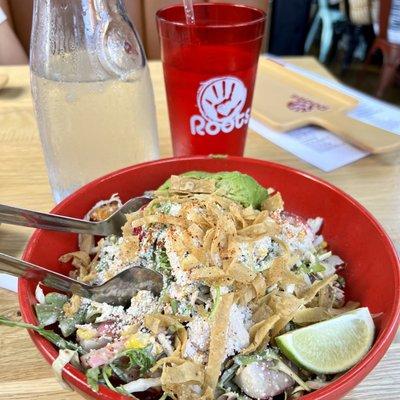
[0, 196, 151, 236]
[0, 253, 163, 305]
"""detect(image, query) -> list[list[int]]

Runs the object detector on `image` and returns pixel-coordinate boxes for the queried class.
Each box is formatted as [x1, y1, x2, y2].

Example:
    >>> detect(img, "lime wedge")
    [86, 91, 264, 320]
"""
[276, 307, 375, 374]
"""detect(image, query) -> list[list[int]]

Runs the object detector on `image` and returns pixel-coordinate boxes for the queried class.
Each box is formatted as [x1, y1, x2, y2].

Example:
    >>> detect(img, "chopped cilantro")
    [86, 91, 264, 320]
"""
[120, 346, 155, 375]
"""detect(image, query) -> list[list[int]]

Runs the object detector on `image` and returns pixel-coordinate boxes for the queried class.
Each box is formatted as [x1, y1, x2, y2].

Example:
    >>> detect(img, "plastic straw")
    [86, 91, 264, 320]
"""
[183, 0, 195, 24]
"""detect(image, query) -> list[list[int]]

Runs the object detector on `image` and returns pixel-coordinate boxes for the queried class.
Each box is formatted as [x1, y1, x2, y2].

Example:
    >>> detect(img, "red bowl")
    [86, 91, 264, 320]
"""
[19, 156, 400, 400]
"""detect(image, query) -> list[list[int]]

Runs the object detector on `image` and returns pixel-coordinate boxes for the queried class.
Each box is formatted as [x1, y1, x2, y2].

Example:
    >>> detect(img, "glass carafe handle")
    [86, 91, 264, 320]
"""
[95, 0, 145, 79]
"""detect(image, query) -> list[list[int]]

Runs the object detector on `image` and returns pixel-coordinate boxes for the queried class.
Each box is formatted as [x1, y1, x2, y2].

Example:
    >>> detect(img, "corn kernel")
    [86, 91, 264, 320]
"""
[124, 332, 149, 350]
[76, 328, 95, 340]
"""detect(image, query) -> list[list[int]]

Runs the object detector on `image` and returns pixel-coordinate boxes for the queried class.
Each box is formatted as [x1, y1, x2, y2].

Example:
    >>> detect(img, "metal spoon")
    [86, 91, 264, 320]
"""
[0, 252, 163, 305]
[0, 196, 151, 236]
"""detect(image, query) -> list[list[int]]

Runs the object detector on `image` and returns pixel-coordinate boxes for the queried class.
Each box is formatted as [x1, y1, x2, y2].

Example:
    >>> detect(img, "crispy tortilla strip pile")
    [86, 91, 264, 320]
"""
[124, 176, 289, 291]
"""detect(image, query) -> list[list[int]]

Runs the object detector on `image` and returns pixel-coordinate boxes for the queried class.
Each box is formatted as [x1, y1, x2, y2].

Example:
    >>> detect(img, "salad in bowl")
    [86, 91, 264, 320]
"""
[1, 171, 375, 400]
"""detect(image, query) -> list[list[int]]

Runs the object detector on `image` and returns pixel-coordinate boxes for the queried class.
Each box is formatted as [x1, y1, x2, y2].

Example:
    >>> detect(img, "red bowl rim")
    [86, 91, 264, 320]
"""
[18, 155, 400, 400]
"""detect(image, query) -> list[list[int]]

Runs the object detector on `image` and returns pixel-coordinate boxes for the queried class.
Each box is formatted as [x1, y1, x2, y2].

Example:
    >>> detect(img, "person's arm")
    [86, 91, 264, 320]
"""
[0, 2, 28, 65]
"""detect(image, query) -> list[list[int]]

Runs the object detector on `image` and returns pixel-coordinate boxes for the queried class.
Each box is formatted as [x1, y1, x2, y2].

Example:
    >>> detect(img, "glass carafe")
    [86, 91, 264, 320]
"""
[30, 0, 159, 203]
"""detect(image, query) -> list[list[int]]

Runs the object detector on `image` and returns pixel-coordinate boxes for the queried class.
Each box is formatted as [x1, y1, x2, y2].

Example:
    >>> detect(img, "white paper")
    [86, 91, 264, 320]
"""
[0, 274, 18, 292]
[249, 119, 368, 172]
[250, 55, 400, 171]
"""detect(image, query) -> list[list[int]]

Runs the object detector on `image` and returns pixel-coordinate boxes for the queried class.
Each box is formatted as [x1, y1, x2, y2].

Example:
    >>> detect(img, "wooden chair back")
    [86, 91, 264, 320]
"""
[377, 0, 393, 40]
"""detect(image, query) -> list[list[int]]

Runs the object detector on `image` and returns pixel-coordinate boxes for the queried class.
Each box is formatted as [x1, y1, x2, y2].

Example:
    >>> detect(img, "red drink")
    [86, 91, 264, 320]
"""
[157, 4, 266, 156]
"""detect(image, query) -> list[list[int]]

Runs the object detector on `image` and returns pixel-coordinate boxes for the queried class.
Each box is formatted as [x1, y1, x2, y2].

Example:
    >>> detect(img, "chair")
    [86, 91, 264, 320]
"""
[364, 0, 400, 97]
[305, 0, 347, 62]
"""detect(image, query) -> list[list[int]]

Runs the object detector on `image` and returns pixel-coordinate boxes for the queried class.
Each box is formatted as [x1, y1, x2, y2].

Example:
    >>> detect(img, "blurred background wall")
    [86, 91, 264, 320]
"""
[5, 0, 270, 60]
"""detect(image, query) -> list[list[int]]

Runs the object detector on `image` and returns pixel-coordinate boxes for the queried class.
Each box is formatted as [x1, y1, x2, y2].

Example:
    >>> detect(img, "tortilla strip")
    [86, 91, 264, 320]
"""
[204, 293, 234, 397]
[293, 301, 359, 325]
[263, 255, 305, 288]
[268, 276, 338, 337]
[234, 285, 257, 306]
[202, 228, 216, 264]
[191, 267, 227, 282]
[176, 327, 188, 358]
[229, 204, 247, 228]
[170, 175, 216, 194]
[123, 210, 143, 226]
[253, 210, 271, 225]
[210, 228, 226, 266]
[242, 314, 280, 354]
[267, 292, 304, 337]
[253, 274, 267, 297]
[237, 220, 279, 237]
[144, 314, 191, 334]
[59, 251, 90, 269]
[225, 262, 256, 284]
[161, 360, 205, 386]
[241, 206, 258, 221]
[233, 274, 266, 305]
[302, 274, 338, 304]
[261, 192, 284, 212]
[59, 251, 92, 280]
[181, 253, 201, 271]
[150, 356, 185, 372]
[78, 233, 95, 254]
[188, 223, 206, 240]
[252, 304, 273, 324]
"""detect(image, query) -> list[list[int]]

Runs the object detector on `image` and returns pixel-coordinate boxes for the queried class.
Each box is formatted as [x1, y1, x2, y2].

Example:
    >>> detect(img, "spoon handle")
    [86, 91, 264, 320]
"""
[0, 204, 101, 235]
[0, 252, 91, 297]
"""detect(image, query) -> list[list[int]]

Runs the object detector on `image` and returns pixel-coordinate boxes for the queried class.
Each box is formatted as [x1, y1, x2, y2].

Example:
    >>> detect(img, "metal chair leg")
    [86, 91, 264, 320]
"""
[319, 16, 334, 63]
[305, 12, 321, 52]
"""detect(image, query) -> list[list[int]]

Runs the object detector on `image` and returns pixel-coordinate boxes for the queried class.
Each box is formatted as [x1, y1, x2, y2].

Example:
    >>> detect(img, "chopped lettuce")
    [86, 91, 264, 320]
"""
[35, 304, 63, 326]
[86, 367, 101, 391]
[35, 292, 69, 327]
[45, 292, 69, 307]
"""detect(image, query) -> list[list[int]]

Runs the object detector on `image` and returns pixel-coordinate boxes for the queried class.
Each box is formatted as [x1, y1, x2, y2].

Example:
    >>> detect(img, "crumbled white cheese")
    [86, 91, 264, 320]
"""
[93, 237, 125, 284]
[93, 302, 126, 323]
[157, 333, 174, 356]
[127, 290, 158, 320]
[237, 236, 277, 272]
[184, 316, 211, 364]
[165, 247, 191, 286]
[278, 221, 315, 255]
[168, 203, 182, 217]
[225, 304, 252, 358]
[253, 236, 272, 260]
[168, 282, 197, 301]
[284, 284, 296, 295]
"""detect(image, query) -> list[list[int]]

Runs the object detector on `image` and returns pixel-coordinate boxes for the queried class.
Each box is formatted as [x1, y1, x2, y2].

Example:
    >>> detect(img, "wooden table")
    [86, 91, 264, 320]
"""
[0, 58, 399, 399]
